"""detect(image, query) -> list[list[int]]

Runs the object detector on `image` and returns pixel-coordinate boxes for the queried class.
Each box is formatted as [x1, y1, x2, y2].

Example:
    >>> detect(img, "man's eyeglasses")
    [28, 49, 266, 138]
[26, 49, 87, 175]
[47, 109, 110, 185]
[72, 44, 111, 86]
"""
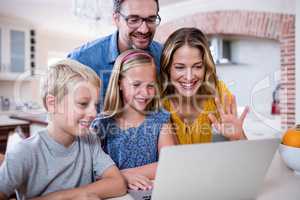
[118, 12, 161, 28]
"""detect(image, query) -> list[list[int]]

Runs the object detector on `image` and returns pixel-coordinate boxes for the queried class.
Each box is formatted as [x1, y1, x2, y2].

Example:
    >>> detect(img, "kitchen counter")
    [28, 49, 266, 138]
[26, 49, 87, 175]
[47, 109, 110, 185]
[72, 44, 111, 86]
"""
[9, 112, 48, 126]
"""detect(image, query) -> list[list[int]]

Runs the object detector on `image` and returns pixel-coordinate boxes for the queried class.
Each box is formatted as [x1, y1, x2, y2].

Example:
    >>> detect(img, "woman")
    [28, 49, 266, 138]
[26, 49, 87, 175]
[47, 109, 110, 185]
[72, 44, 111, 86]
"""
[160, 27, 249, 144]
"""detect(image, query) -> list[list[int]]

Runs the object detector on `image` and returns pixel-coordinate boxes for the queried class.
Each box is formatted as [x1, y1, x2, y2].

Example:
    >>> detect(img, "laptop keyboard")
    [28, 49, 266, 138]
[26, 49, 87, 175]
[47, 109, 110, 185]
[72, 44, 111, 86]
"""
[142, 195, 151, 200]
[128, 189, 152, 200]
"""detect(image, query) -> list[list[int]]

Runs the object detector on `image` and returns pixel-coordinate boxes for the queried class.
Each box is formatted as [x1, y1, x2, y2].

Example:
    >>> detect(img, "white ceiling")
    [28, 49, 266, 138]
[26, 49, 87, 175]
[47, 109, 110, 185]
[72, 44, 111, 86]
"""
[0, 0, 186, 39]
[0, 0, 295, 39]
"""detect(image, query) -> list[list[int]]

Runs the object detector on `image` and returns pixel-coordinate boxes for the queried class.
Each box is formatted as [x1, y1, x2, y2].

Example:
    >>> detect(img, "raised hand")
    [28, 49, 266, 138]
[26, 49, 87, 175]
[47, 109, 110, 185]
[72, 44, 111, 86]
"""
[208, 94, 249, 140]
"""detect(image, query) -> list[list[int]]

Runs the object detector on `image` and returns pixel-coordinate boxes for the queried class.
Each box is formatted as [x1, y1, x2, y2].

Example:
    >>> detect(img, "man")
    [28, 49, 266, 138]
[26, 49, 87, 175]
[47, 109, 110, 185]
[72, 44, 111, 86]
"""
[68, 0, 162, 98]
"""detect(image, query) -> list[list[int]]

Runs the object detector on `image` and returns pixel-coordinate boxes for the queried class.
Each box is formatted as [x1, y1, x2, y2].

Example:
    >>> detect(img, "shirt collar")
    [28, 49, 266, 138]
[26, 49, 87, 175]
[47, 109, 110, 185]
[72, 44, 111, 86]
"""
[108, 31, 120, 64]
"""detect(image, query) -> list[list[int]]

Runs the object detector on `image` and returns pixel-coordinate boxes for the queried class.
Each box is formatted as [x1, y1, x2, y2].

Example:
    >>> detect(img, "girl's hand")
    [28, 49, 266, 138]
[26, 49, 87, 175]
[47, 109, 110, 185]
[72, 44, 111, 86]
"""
[121, 169, 153, 191]
[208, 95, 249, 140]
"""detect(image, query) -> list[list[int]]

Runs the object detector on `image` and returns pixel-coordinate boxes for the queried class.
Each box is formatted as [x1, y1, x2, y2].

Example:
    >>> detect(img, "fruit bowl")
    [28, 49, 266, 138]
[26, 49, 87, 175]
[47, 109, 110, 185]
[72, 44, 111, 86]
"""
[279, 143, 300, 175]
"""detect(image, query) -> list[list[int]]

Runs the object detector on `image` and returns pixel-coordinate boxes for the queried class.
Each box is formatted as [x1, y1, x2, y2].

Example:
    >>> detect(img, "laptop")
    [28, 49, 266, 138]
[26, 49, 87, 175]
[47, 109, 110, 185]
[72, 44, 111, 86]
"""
[129, 138, 280, 200]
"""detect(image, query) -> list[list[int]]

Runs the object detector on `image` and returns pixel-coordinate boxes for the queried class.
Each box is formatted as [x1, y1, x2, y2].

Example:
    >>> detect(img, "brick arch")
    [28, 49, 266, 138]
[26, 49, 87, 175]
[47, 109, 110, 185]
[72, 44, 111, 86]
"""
[156, 11, 295, 129]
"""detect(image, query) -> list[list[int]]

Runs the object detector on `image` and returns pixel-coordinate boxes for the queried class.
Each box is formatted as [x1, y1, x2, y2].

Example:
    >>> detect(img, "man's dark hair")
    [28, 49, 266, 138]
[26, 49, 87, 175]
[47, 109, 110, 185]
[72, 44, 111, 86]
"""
[113, 0, 160, 13]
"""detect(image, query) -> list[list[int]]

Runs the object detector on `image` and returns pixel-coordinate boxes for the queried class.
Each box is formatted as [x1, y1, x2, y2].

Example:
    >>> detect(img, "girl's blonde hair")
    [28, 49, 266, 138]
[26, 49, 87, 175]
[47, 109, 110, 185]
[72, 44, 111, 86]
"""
[41, 59, 101, 110]
[103, 49, 160, 117]
[160, 27, 220, 99]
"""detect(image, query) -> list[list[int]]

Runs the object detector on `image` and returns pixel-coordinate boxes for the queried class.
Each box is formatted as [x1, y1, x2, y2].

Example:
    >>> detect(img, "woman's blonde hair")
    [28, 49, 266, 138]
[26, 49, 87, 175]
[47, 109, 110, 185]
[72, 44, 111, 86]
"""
[103, 49, 160, 117]
[160, 27, 219, 100]
[41, 58, 101, 110]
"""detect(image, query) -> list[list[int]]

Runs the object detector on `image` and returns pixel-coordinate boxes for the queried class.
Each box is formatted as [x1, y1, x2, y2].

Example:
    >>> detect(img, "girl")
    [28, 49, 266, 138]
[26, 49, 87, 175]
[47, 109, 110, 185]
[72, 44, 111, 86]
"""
[160, 27, 249, 144]
[93, 49, 176, 190]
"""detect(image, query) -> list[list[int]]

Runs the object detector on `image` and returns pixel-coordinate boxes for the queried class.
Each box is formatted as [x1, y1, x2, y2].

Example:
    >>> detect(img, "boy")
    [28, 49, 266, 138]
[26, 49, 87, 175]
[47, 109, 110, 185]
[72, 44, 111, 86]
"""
[0, 59, 126, 199]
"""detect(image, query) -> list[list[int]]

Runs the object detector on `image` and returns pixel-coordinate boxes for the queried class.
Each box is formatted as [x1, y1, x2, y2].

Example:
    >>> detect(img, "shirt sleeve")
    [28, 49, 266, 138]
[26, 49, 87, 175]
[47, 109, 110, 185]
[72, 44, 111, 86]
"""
[88, 134, 115, 178]
[0, 143, 31, 196]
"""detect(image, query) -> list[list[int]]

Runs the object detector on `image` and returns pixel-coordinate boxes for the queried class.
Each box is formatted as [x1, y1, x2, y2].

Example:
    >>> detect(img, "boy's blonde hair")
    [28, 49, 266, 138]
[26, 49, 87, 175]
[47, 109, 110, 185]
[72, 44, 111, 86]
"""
[103, 49, 160, 117]
[41, 59, 101, 110]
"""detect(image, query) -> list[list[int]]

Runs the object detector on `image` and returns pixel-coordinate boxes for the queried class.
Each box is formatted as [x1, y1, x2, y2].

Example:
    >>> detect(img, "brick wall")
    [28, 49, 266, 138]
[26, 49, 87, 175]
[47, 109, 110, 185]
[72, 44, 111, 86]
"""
[156, 11, 295, 129]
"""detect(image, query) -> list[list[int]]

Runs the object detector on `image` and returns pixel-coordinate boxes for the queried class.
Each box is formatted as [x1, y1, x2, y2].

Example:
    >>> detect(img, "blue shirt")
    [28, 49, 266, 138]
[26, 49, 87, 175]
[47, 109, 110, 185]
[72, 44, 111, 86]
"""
[68, 31, 163, 101]
[93, 109, 170, 169]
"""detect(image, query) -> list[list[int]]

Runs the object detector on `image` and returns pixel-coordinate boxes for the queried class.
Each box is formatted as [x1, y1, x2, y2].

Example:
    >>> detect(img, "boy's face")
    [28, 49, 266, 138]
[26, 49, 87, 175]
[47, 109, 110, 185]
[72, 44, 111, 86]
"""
[52, 81, 99, 137]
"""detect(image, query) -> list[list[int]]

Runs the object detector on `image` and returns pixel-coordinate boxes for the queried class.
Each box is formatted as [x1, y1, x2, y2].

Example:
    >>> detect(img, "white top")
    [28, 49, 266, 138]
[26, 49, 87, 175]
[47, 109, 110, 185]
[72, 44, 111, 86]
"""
[0, 129, 115, 198]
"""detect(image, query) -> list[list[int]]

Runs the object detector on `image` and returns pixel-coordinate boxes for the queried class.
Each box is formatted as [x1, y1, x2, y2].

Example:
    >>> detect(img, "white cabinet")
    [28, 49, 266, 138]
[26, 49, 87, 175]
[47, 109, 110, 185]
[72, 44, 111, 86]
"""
[0, 23, 32, 81]
[10, 29, 26, 73]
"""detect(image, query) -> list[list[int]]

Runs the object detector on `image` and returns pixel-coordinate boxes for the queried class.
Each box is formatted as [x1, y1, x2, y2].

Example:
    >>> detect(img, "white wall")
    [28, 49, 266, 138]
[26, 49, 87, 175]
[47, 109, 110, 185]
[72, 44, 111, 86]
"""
[36, 32, 86, 68]
[161, 0, 295, 23]
[217, 38, 280, 117]
[296, 1, 300, 123]
[0, 80, 40, 107]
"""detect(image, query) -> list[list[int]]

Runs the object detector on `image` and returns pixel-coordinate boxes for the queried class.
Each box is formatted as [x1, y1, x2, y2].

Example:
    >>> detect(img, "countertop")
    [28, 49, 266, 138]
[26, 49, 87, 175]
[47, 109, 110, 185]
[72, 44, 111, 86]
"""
[0, 115, 29, 126]
[9, 112, 48, 125]
[0, 110, 48, 126]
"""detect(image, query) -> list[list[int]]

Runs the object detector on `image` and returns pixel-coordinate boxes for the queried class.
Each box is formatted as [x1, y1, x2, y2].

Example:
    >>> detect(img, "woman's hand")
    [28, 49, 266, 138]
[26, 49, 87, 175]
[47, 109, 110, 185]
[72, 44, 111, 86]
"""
[121, 169, 153, 191]
[208, 95, 249, 140]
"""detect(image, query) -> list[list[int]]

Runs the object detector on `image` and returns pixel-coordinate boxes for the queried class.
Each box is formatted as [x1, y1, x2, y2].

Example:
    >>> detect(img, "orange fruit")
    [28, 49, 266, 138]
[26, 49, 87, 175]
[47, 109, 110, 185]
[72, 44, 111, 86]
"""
[282, 124, 300, 148]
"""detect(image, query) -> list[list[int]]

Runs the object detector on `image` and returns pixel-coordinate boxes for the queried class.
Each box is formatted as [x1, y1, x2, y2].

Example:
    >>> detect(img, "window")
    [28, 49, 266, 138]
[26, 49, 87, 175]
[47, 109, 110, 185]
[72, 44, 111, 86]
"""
[0, 23, 34, 80]
[10, 30, 25, 73]
[222, 40, 231, 62]
[209, 36, 232, 64]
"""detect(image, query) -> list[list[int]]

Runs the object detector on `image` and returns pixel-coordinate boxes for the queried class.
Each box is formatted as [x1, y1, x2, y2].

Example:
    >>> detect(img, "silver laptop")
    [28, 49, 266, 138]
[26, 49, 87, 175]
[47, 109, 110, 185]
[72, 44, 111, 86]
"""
[150, 138, 280, 200]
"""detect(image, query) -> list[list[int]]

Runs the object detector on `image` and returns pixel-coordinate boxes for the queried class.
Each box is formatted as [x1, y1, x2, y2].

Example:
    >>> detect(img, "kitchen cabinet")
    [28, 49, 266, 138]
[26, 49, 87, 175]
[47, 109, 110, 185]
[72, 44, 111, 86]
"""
[0, 20, 34, 81]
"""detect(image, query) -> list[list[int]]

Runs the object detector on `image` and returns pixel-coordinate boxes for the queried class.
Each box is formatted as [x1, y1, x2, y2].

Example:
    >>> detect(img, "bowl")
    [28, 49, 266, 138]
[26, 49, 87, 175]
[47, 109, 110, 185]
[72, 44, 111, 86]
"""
[279, 143, 300, 175]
